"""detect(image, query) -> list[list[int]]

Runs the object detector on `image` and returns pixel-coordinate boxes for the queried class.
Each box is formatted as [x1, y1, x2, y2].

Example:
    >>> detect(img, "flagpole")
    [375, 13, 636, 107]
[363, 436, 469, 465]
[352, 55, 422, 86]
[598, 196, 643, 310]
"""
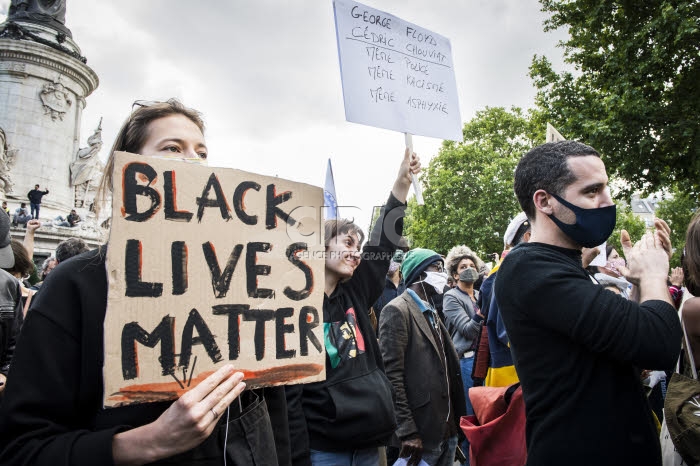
[404, 133, 424, 205]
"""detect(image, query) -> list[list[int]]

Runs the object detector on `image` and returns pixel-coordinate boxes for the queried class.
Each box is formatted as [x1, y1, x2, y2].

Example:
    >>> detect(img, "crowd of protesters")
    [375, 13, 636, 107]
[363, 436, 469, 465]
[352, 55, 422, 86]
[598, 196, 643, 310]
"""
[0, 99, 697, 466]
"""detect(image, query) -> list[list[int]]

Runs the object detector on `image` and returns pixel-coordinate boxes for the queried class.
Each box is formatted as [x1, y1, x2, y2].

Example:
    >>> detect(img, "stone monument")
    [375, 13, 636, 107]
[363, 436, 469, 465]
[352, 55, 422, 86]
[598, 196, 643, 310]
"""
[0, 0, 103, 257]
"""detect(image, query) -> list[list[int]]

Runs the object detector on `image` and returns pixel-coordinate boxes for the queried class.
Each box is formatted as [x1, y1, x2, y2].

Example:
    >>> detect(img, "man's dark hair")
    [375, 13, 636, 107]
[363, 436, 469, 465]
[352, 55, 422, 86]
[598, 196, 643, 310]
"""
[514, 141, 600, 219]
[55, 237, 90, 263]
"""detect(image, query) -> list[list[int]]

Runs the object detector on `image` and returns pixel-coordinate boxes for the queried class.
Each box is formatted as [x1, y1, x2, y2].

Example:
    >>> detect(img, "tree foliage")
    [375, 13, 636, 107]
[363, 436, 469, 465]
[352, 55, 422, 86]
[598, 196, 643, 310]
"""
[405, 107, 541, 257]
[607, 203, 647, 255]
[655, 186, 700, 267]
[530, 0, 700, 195]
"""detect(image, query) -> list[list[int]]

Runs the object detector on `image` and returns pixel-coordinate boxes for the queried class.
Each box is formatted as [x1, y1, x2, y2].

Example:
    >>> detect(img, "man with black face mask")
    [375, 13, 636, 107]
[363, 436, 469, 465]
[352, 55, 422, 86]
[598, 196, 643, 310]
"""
[497, 141, 681, 466]
[379, 248, 466, 466]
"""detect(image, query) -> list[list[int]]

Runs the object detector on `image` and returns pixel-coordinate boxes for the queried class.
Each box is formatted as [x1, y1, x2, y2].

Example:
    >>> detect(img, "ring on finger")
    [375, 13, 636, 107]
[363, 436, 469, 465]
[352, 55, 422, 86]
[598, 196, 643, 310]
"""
[210, 407, 218, 418]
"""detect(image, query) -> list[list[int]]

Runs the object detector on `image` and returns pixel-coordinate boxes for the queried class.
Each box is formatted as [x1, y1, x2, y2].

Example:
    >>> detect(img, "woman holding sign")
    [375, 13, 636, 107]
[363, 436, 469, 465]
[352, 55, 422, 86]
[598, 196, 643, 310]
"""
[0, 100, 290, 465]
[285, 148, 421, 465]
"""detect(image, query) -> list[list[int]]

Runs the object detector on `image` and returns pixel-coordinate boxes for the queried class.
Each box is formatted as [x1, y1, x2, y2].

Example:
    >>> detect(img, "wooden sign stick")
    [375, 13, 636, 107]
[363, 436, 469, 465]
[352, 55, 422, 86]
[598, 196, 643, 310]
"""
[404, 133, 424, 205]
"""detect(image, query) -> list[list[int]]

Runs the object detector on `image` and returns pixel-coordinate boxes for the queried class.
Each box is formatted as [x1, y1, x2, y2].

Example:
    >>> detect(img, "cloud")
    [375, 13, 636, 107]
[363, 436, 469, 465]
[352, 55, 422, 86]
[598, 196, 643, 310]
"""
[3, 0, 569, 234]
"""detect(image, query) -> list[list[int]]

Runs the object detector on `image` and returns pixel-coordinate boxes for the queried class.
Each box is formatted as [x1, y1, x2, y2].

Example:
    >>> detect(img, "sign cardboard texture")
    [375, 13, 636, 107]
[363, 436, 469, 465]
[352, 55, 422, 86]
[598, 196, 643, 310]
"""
[104, 152, 326, 407]
[333, 0, 462, 141]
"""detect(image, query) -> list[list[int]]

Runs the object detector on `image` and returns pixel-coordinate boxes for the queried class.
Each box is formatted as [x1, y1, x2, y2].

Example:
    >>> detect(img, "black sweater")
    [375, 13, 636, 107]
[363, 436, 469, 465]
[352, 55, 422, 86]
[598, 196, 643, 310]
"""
[0, 248, 291, 466]
[286, 193, 404, 462]
[495, 242, 682, 466]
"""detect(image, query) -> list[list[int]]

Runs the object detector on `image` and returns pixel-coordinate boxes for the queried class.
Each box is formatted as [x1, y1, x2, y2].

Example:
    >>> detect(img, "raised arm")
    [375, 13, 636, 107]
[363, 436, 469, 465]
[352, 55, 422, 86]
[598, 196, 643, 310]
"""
[391, 148, 421, 204]
[22, 219, 40, 258]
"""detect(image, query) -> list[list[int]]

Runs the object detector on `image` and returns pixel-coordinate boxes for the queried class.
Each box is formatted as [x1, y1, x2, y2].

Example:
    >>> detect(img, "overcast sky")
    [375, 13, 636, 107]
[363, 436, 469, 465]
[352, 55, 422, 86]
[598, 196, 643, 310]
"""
[1, 0, 568, 232]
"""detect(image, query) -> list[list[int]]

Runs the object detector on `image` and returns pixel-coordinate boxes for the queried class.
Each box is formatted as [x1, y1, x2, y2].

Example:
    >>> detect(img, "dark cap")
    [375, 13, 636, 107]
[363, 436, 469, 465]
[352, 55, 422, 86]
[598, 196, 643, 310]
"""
[0, 211, 15, 268]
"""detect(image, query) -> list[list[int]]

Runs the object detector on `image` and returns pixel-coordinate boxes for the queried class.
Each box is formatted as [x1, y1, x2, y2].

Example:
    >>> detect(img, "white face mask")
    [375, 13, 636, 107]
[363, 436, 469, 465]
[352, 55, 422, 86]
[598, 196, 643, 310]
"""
[421, 271, 448, 295]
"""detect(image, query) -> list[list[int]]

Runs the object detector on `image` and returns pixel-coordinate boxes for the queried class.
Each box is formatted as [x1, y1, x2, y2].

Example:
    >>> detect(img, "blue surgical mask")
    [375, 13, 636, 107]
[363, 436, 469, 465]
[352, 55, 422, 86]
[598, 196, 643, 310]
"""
[548, 193, 616, 248]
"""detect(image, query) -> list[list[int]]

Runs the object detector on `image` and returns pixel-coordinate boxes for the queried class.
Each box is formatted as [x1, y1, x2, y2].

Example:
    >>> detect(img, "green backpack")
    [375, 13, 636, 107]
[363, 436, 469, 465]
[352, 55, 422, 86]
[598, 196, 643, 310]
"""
[664, 311, 700, 466]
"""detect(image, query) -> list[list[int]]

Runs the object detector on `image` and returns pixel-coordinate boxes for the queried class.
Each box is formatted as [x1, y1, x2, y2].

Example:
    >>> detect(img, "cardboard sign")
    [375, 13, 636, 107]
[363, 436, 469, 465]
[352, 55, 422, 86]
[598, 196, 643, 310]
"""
[103, 152, 326, 407]
[333, 0, 462, 141]
[546, 123, 566, 142]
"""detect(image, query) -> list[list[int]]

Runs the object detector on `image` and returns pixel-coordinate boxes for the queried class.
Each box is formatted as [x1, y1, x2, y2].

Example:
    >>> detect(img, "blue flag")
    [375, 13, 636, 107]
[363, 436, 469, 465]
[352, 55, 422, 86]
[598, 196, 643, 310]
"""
[324, 158, 338, 220]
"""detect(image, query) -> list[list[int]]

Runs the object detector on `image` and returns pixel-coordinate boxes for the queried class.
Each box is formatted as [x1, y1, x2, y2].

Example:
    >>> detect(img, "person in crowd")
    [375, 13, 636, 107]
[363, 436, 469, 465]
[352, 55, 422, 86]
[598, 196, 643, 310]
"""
[442, 246, 484, 413]
[372, 249, 406, 324]
[668, 266, 684, 309]
[30, 256, 57, 291]
[6, 239, 38, 311]
[54, 237, 90, 264]
[472, 262, 489, 292]
[0, 211, 22, 399]
[497, 140, 681, 465]
[681, 214, 700, 375]
[589, 244, 631, 298]
[27, 184, 49, 220]
[481, 212, 530, 388]
[0, 99, 298, 465]
[379, 248, 466, 466]
[54, 209, 82, 227]
[41, 256, 57, 279]
[6, 240, 35, 287]
[285, 149, 421, 466]
[11, 203, 31, 227]
[2, 201, 9, 216]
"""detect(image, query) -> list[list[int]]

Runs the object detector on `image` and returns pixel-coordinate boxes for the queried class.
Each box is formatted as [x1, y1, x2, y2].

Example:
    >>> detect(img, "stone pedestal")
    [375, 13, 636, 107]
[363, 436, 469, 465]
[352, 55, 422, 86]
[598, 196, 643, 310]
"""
[0, 19, 103, 261]
[0, 21, 98, 221]
[10, 221, 105, 261]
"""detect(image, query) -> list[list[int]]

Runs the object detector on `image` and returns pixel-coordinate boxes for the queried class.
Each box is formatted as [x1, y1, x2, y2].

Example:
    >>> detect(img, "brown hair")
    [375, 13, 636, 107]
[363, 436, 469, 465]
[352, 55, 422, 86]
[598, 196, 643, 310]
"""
[324, 218, 365, 249]
[445, 244, 484, 279]
[684, 212, 700, 293]
[6, 239, 34, 277]
[94, 99, 205, 218]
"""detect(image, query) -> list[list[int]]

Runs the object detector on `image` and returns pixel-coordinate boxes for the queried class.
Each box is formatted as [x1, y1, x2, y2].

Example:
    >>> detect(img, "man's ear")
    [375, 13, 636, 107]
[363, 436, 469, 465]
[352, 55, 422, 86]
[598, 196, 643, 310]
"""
[533, 189, 553, 215]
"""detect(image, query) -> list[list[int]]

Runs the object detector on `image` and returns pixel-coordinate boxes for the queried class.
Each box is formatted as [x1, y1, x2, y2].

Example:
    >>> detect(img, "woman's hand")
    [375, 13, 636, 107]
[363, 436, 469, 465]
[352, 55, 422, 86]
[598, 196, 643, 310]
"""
[670, 267, 684, 287]
[112, 365, 246, 465]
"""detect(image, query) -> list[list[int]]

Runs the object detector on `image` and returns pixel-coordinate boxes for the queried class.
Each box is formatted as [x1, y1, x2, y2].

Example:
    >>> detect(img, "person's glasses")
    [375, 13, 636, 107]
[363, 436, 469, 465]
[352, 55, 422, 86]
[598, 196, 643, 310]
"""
[427, 262, 444, 273]
[131, 100, 162, 112]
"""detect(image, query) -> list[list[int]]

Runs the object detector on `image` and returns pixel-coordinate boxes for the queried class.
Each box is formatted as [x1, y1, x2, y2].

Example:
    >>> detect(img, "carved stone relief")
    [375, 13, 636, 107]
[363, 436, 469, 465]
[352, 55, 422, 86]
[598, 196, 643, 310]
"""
[39, 77, 72, 121]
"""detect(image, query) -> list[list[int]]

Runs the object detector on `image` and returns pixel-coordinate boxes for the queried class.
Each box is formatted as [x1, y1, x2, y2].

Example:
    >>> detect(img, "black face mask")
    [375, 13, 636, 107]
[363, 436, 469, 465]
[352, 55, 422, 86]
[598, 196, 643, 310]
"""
[548, 193, 616, 248]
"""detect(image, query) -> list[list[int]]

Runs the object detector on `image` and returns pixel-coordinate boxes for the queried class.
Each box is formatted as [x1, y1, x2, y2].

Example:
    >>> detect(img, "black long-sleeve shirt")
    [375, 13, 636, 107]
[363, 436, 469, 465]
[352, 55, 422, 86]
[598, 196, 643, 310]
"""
[27, 189, 49, 204]
[286, 193, 405, 462]
[496, 242, 681, 466]
[0, 248, 291, 466]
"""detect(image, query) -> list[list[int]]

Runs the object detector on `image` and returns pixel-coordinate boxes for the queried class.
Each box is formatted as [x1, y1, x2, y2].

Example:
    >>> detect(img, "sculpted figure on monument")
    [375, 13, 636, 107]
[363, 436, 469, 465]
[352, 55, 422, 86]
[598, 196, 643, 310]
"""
[70, 118, 103, 208]
[8, 0, 67, 25]
[7, 0, 71, 38]
[0, 129, 16, 197]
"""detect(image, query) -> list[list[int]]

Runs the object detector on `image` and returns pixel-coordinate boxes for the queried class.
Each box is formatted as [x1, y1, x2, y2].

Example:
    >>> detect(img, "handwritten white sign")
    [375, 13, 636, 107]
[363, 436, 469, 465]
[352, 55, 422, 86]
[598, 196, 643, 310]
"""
[333, 0, 462, 141]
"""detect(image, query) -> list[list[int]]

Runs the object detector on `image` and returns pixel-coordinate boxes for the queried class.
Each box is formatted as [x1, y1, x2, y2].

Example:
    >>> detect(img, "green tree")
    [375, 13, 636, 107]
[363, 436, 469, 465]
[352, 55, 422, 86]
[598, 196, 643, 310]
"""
[655, 185, 700, 267]
[405, 107, 541, 257]
[530, 0, 700, 195]
[607, 203, 647, 255]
